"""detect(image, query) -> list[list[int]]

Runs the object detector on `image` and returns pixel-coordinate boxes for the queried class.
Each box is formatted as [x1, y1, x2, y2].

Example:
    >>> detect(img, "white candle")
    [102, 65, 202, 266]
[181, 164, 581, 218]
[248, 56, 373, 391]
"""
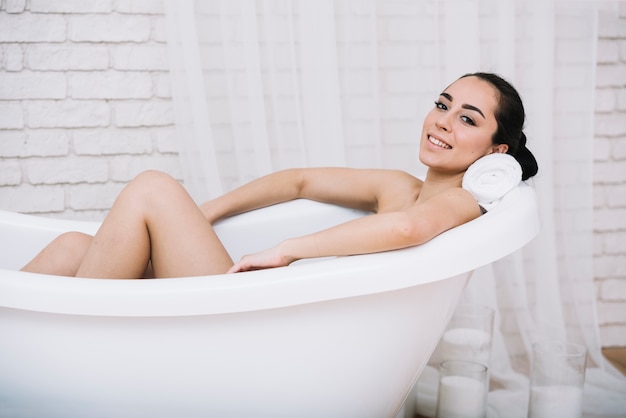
[437, 375, 486, 418]
[441, 328, 491, 365]
[528, 385, 583, 418]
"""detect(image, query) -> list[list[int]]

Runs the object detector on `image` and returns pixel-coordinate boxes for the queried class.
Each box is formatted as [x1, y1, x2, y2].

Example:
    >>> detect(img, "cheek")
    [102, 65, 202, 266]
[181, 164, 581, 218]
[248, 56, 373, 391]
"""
[420, 115, 432, 140]
[462, 129, 494, 149]
[423, 109, 437, 127]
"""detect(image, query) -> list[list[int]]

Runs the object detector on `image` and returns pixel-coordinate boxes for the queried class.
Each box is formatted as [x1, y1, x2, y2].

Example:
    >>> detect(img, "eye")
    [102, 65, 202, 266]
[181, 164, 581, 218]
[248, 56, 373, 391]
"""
[461, 115, 475, 126]
[434, 101, 447, 111]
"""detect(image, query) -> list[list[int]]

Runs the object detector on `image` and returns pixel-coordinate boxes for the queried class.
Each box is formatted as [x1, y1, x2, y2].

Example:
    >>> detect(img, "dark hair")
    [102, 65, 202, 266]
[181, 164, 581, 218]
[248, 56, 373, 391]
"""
[461, 72, 538, 181]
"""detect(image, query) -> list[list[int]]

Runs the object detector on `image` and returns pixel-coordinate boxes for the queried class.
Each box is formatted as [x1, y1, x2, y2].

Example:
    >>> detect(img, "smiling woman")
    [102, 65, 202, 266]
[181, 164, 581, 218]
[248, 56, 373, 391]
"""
[21, 72, 538, 279]
[421, 73, 537, 183]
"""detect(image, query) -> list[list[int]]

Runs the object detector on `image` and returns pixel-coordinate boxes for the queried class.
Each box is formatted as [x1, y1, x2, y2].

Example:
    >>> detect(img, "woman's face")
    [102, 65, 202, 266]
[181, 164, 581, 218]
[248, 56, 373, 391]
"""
[419, 76, 505, 175]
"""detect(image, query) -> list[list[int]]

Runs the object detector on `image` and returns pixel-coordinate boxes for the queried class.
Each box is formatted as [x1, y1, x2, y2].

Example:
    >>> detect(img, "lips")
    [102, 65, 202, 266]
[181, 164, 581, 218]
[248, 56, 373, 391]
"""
[428, 135, 452, 149]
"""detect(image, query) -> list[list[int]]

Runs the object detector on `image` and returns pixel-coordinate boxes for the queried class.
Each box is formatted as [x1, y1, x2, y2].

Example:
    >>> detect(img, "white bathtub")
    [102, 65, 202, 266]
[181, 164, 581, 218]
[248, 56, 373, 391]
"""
[0, 183, 539, 418]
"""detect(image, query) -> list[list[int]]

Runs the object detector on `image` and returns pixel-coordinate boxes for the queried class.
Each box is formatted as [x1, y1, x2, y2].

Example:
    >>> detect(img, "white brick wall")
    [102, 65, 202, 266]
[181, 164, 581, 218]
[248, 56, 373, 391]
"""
[0, 0, 625, 348]
[593, 4, 626, 348]
[0, 0, 180, 220]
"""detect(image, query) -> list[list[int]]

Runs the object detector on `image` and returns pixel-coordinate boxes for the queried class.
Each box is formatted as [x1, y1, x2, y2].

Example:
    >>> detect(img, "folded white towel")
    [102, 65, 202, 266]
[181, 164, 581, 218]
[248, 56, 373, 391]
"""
[462, 153, 522, 211]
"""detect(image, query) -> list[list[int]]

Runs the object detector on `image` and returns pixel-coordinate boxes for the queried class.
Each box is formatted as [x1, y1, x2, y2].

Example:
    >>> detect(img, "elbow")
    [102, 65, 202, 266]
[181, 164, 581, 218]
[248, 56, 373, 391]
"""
[392, 215, 433, 247]
[294, 169, 316, 199]
[275, 168, 306, 198]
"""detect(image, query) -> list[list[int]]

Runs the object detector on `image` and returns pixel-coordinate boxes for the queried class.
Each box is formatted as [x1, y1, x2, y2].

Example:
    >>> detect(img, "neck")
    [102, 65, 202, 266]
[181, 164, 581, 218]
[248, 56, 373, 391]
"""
[418, 169, 465, 201]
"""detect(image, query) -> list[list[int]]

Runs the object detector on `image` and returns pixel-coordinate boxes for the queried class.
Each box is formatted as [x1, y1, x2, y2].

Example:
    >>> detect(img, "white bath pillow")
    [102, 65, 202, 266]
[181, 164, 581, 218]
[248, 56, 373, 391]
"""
[462, 153, 522, 211]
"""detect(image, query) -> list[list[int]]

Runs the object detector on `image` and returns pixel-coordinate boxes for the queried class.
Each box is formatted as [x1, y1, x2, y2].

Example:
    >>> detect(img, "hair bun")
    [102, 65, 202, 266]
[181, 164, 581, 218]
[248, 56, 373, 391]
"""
[519, 132, 528, 148]
[513, 133, 538, 181]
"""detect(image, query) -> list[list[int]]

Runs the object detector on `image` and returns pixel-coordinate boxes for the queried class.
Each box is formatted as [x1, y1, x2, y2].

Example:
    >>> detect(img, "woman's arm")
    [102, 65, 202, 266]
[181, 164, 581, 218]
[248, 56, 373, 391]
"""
[199, 167, 419, 223]
[227, 187, 481, 273]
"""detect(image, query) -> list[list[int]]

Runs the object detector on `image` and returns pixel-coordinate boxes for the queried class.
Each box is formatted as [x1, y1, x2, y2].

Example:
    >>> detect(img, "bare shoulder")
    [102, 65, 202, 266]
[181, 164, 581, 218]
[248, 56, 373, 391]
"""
[371, 169, 423, 212]
[363, 168, 422, 187]
[378, 169, 423, 195]
[420, 186, 482, 220]
[397, 186, 482, 245]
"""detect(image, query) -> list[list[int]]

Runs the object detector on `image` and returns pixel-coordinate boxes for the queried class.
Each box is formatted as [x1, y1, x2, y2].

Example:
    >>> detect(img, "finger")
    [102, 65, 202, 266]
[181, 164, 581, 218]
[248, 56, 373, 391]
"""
[227, 261, 245, 274]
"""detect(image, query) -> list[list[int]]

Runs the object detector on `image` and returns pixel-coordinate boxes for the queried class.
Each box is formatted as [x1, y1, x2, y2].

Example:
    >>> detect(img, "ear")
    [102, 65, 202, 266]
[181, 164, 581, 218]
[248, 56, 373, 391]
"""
[488, 144, 509, 154]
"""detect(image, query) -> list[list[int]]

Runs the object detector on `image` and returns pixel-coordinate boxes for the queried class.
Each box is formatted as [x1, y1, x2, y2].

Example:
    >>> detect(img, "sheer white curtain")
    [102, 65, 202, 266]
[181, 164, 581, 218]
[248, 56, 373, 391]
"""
[163, 0, 626, 416]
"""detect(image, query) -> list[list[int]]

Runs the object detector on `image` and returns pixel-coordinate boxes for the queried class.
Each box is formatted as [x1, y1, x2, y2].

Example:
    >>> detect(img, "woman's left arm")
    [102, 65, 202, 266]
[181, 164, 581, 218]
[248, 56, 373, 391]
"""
[228, 187, 481, 273]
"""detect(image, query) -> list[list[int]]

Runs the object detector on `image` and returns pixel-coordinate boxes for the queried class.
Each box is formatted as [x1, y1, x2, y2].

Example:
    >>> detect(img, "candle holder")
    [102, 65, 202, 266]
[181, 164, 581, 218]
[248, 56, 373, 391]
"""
[415, 304, 494, 417]
[440, 304, 494, 366]
[527, 340, 587, 418]
[436, 360, 488, 418]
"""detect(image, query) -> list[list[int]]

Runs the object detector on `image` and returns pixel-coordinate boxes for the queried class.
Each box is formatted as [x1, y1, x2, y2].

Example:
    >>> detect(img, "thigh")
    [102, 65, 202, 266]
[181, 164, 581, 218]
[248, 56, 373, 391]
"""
[140, 173, 235, 278]
[76, 171, 234, 279]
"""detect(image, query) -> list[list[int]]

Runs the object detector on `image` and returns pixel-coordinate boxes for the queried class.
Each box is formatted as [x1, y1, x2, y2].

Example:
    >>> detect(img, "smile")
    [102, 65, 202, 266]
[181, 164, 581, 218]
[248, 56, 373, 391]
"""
[428, 135, 452, 149]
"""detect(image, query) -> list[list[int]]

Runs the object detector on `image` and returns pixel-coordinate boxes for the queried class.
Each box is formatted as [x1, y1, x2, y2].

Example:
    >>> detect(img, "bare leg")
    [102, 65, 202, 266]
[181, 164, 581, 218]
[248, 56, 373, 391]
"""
[75, 170, 234, 279]
[21, 232, 93, 277]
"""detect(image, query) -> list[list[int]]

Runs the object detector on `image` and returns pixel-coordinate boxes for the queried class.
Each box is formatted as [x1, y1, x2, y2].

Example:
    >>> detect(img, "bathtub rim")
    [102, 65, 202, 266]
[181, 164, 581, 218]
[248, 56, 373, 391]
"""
[0, 182, 539, 317]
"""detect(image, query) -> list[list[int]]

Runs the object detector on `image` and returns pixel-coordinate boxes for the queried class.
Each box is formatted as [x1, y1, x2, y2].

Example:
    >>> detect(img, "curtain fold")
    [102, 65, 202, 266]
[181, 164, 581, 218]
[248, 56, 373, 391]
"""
[298, 0, 347, 166]
[163, 0, 223, 202]
[163, 1, 625, 416]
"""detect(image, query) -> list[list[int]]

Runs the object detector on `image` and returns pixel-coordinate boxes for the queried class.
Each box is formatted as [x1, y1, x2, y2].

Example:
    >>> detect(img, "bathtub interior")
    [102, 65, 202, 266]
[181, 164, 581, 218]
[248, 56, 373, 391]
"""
[0, 182, 539, 316]
[0, 198, 368, 273]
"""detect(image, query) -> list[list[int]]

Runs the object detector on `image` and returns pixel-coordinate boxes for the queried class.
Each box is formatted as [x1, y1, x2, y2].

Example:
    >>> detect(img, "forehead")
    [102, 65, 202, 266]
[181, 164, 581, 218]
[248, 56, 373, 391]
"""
[443, 76, 499, 115]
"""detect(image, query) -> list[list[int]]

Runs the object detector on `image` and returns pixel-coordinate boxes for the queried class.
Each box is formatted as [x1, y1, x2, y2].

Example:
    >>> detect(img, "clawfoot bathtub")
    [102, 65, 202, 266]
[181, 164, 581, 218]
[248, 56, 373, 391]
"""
[0, 183, 538, 418]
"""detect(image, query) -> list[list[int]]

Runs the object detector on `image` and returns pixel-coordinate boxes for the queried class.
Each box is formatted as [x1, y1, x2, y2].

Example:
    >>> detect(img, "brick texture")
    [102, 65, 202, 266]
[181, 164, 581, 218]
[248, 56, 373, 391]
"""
[0, 0, 178, 224]
[594, 7, 626, 348]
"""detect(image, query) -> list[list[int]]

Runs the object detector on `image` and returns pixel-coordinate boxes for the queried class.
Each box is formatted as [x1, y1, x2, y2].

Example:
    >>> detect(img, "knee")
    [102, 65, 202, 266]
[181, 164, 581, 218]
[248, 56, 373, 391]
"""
[113, 171, 190, 217]
[53, 232, 92, 254]
[126, 171, 191, 208]
[134, 170, 173, 183]
[22, 232, 93, 275]
[131, 170, 181, 194]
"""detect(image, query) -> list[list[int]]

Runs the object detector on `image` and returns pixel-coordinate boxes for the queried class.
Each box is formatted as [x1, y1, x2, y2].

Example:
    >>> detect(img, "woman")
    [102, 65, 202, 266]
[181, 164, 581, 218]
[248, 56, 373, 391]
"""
[21, 72, 538, 279]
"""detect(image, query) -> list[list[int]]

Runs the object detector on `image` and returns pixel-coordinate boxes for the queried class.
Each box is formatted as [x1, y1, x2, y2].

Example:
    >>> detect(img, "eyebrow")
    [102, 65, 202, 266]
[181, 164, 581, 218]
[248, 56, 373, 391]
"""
[440, 92, 486, 119]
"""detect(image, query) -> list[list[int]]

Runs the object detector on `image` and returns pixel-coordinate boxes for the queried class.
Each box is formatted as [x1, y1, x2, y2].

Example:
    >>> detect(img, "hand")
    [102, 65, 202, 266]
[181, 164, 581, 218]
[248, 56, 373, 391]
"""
[227, 245, 294, 274]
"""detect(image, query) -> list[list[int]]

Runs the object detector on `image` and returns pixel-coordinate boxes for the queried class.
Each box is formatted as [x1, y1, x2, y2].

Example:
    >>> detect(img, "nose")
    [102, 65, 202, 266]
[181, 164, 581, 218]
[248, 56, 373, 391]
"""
[435, 112, 452, 131]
